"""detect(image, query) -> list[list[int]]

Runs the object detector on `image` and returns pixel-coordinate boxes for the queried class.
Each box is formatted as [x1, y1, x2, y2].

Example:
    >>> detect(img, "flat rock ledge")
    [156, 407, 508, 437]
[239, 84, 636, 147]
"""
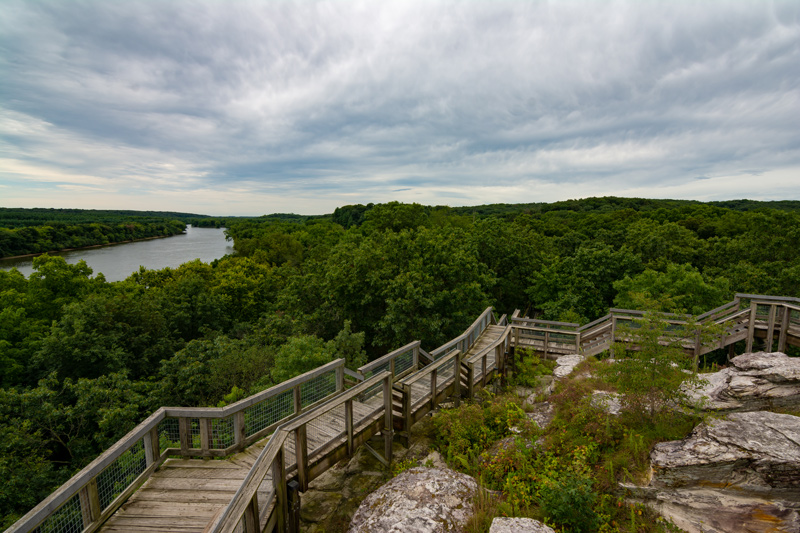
[489, 517, 555, 533]
[686, 351, 800, 411]
[553, 354, 584, 378]
[625, 410, 800, 533]
[348, 467, 478, 533]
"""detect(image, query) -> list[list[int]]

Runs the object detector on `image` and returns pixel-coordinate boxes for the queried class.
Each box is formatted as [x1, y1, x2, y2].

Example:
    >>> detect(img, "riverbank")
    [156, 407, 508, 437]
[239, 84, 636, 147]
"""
[0, 232, 184, 261]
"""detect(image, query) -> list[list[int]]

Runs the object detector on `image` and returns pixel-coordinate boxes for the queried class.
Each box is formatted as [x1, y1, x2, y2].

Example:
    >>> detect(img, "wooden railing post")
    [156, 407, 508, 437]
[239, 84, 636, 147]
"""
[200, 418, 212, 454]
[179, 417, 190, 455]
[273, 447, 288, 533]
[79, 479, 101, 528]
[293, 385, 302, 415]
[234, 411, 246, 450]
[336, 365, 345, 392]
[287, 480, 301, 533]
[766, 304, 777, 352]
[403, 383, 412, 434]
[746, 302, 757, 353]
[430, 368, 438, 410]
[543, 331, 550, 359]
[143, 426, 159, 466]
[243, 493, 260, 533]
[779, 306, 790, 352]
[467, 362, 475, 398]
[413, 344, 420, 370]
[481, 354, 488, 387]
[390, 358, 396, 378]
[383, 375, 393, 466]
[345, 399, 354, 456]
[454, 352, 461, 407]
[295, 425, 308, 491]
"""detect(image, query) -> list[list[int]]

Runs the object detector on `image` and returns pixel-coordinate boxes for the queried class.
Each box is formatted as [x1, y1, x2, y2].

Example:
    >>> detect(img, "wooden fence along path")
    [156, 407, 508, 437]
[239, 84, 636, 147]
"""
[8, 293, 800, 533]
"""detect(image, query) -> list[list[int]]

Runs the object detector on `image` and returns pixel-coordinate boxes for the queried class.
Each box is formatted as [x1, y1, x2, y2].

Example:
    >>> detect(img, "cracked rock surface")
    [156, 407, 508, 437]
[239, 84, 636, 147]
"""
[686, 352, 800, 411]
[628, 410, 800, 532]
[347, 467, 478, 533]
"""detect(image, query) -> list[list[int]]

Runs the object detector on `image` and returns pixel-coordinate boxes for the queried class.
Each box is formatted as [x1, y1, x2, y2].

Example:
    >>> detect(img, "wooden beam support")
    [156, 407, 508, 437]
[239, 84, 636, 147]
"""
[746, 302, 757, 353]
[79, 479, 101, 528]
[179, 417, 190, 455]
[234, 411, 246, 451]
[766, 304, 777, 352]
[779, 306, 790, 352]
[345, 399, 354, 457]
[273, 447, 288, 533]
[295, 425, 309, 492]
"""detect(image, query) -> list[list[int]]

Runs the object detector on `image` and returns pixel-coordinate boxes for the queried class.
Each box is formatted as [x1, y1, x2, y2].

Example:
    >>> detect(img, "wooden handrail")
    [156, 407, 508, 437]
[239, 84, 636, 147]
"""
[10, 360, 348, 533]
[358, 340, 420, 379]
[209, 371, 393, 533]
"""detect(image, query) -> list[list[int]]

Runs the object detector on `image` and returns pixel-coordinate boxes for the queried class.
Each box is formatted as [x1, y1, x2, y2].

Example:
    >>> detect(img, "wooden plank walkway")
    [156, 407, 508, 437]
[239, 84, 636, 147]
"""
[100, 401, 377, 532]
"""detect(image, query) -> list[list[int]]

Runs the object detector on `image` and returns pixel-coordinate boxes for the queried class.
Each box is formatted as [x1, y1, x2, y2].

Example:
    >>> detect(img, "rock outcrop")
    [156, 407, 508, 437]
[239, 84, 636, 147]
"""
[686, 352, 800, 411]
[489, 517, 555, 533]
[348, 467, 478, 533]
[626, 410, 800, 532]
[553, 354, 584, 378]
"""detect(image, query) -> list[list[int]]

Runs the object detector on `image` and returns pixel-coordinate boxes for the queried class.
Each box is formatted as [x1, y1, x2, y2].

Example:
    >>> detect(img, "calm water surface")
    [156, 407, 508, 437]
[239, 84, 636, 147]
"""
[0, 226, 233, 282]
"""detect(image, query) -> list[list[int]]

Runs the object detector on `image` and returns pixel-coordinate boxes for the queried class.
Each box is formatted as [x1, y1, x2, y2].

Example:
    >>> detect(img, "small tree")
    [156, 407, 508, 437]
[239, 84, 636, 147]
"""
[601, 299, 719, 422]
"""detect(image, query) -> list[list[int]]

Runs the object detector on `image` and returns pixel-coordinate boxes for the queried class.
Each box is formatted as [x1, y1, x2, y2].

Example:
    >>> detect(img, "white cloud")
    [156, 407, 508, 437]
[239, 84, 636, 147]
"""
[0, 0, 798, 214]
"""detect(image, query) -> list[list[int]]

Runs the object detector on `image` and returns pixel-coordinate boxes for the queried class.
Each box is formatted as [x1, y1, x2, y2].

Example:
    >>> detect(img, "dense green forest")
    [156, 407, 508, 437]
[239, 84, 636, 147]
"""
[0, 209, 199, 258]
[1, 197, 799, 527]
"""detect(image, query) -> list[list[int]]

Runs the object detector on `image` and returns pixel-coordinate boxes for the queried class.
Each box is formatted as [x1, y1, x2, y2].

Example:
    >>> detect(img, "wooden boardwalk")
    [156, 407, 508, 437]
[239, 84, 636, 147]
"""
[99, 403, 377, 532]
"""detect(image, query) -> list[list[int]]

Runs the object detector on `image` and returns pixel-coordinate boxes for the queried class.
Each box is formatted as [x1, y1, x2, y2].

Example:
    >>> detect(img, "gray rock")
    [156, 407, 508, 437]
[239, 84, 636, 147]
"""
[526, 401, 555, 429]
[489, 517, 555, 533]
[553, 354, 584, 378]
[686, 352, 800, 412]
[630, 410, 800, 532]
[348, 467, 478, 533]
[591, 391, 622, 415]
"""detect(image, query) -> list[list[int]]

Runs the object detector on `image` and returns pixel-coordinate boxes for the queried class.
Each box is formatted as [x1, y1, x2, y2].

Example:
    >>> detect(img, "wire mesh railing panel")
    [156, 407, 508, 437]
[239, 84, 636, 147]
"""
[362, 361, 390, 380]
[212, 416, 236, 449]
[410, 376, 432, 409]
[394, 349, 413, 375]
[95, 439, 147, 510]
[190, 418, 201, 448]
[301, 371, 337, 408]
[437, 360, 456, 394]
[245, 389, 293, 437]
[32, 492, 83, 533]
[357, 380, 384, 407]
[158, 417, 180, 452]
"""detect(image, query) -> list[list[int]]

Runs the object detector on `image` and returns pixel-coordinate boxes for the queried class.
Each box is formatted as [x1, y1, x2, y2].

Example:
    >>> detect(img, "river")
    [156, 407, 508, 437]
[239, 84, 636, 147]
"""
[0, 226, 234, 282]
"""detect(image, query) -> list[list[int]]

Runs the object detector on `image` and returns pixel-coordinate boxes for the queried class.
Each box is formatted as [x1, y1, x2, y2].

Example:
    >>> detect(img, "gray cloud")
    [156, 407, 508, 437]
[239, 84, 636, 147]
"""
[1, 0, 799, 214]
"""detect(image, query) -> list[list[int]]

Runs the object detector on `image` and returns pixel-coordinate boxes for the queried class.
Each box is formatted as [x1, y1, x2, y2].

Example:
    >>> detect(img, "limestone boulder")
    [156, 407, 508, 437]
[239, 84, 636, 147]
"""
[686, 352, 800, 411]
[626, 410, 800, 533]
[553, 354, 584, 378]
[348, 467, 478, 533]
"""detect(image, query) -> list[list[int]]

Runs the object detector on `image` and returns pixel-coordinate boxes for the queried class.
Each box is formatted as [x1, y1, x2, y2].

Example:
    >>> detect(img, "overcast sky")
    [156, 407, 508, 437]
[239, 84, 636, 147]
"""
[1, 1, 798, 216]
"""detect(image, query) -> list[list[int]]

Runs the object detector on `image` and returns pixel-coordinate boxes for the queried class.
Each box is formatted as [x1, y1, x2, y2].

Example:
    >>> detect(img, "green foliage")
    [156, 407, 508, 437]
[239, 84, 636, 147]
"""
[599, 308, 713, 422]
[509, 349, 556, 388]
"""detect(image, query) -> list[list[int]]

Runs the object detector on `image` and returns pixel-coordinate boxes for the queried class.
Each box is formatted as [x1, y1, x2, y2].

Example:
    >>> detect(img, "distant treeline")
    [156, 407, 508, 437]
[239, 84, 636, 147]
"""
[0, 207, 205, 228]
[0, 208, 197, 258]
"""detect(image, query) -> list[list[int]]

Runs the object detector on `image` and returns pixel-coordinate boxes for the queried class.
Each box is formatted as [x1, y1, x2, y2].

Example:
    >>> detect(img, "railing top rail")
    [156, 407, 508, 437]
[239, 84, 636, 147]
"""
[610, 308, 692, 321]
[465, 306, 494, 334]
[358, 340, 420, 375]
[7, 408, 167, 533]
[401, 350, 461, 386]
[513, 324, 579, 336]
[496, 314, 508, 326]
[577, 314, 612, 332]
[163, 358, 345, 418]
[211, 370, 392, 533]
[430, 333, 467, 358]
[284, 371, 390, 430]
[512, 317, 579, 328]
[736, 293, 800, 304]
[696, 299, 739, 320]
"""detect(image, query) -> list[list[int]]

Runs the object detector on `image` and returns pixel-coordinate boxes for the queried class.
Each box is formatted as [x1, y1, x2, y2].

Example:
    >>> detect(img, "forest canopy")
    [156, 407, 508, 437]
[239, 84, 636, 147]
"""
[1, 196, 799, 527]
